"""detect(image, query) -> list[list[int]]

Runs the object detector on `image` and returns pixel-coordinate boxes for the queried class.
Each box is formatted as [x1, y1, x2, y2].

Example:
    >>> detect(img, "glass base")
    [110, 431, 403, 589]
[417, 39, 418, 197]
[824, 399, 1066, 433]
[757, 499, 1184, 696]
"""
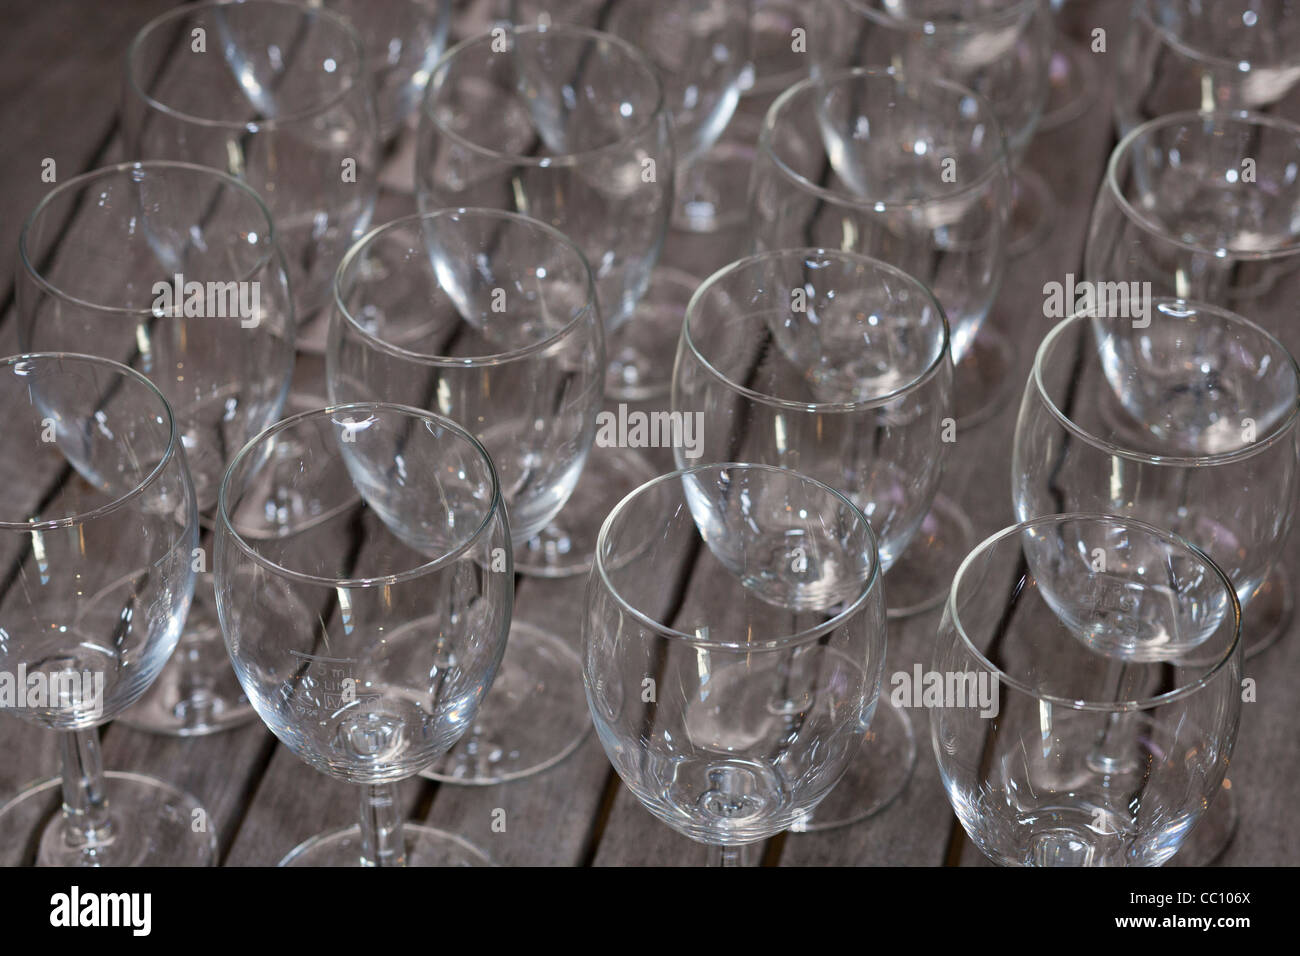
[605, 267, 700, 401]
[1039, 40, 1099, 131]
[421, 622, 590, 784]
[884, 494, 977, 620]
[118, 597, 255, 736]
[280, 823, 493, 866]
[0, 771, 217, 866]
[1167, 777, 1238, 866]
[514, 446, 658, 578]
[1244, 564, 1292, 659]
[787, 696, 916, 832]
[1006, 168, 1056, 259]
[953, 325, 1017, 429]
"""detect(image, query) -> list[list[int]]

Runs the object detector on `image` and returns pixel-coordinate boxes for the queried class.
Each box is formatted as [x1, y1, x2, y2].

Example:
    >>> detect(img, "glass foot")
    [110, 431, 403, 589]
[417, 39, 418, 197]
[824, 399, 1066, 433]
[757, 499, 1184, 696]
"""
[1039, 40, 1099, 131]
[952, 324, 1017, 429]
[1244, 563, 1292, 659]
[514, 446, 658, 578]
[0, 772, 217, 866]
[884, 494, 976, 620]
[280, 823, 493, 866]
[421, 622, 590, 784]
[605, 267, 700, 401]
[1167, 777, 1238, 866]
[1007, 168, 1056, 259]
[788, 696, 916, 831]
[119, 591, 255, 736]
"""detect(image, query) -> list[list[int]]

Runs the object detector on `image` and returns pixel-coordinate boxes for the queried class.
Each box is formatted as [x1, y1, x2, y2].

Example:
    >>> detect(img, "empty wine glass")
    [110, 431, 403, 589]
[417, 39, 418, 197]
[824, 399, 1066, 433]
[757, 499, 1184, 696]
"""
[0, 353, 209, 865]
[672, 247, 952, 828]
[1085, 109, 1300, 656]
[16, 160, 295, 736]
[500, 1, 752, 399]
[418, 23, 673, 576]
[585, 463, 888, 865]
[1011, 300, 1299, 864]
[327, 207, 603, 782]
[812, 0, 1054, 259]
[933, 513, 1243, 866]
[1115, 0, 1300, 137]
[752, 66, 1012, 425]
[214, 403, 513, 865]
[1013, 302, 1300, 648]
[313, 0, 451, 143]
[124, 0, 380, 351]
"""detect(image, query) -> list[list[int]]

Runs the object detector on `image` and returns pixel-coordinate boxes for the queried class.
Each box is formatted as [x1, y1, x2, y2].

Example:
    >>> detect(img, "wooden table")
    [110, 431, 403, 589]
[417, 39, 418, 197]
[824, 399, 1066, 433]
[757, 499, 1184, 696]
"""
[0, 0, 1295, 867]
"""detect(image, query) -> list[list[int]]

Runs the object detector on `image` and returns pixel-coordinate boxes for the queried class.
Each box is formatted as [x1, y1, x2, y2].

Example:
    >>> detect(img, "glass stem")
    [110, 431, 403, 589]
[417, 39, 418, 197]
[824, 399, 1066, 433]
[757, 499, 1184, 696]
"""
[710, 844, 750, 867]
[358, 782, 406, 867]
[58, 728, 115, 852]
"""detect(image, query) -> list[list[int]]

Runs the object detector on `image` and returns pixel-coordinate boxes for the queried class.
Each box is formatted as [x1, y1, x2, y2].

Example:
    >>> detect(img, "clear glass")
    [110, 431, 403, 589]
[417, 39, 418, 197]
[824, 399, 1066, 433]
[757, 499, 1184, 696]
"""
[317, 0, 451, 142]
[214, 403, 512, 865]
[1115, 0, 1300, 137]
[416, 24, 673, 348]
[0, 354, 209, 865]
[751, 67, 1010, 374]
[506, 0, 751, 167]
[16, 160, 295, 736]
[1012, 303, 1300, 642]
[123, 0, 380, 340]
[811, 0, 1053, 256]
[417, 23, 675, 577]
[933, 513, 1243, 866]
[672, 248, 952, 827]
[327, 207, 603, 782]
[584, 463, 888, 863]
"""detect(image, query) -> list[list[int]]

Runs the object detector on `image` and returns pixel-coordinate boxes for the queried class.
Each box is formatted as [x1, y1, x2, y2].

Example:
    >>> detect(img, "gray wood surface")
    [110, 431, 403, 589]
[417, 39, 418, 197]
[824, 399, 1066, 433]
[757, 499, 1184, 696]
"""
[1, 0, 1295, 867]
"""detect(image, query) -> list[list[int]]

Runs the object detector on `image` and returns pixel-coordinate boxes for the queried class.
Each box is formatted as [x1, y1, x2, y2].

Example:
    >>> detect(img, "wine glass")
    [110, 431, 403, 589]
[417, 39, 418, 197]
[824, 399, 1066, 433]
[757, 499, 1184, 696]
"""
[933, 513, 1243, 866]
[1115, 0, 1300, 137]
[500, 1, 752, 399]
[671, 247, 952, 828]
[584, 462, 888, 865]
[811, 0, 1054, 259]
[213, 403, 513, 865]
[327, 207, 603, 783]
[1085, 109, 1300, 656]
[1012, 302, 1299, 650]
[417, 23, 673, 576]
[123, 0, 380, 352]
[752, 66, 1012, 426]
[313, 0, 452, 143]
[0, 353, 209, 865]
[16, 160, 295, 737]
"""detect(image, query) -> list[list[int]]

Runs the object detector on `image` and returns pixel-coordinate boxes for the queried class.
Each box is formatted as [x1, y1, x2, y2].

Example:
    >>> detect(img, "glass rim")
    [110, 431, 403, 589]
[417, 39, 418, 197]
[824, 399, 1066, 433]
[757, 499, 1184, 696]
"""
[946, 512, 1243, 712]
[1103, 108, 1300, 261]
[760, 66, 1012, 212]
[18, 160, 280, 318]
[420, 23, 668, 168]
[331, 207, 600, 368]
[125, 0, 370, 131]
[681, 247, 952, 413]
[216, 401, 505, 588]
[0, 352, 182, 532]
[842, 0, 1043, 33]
[1137, 0, 1300, 72]
[1030, 300, 1300, 466]
[593, 462, 882, 651]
